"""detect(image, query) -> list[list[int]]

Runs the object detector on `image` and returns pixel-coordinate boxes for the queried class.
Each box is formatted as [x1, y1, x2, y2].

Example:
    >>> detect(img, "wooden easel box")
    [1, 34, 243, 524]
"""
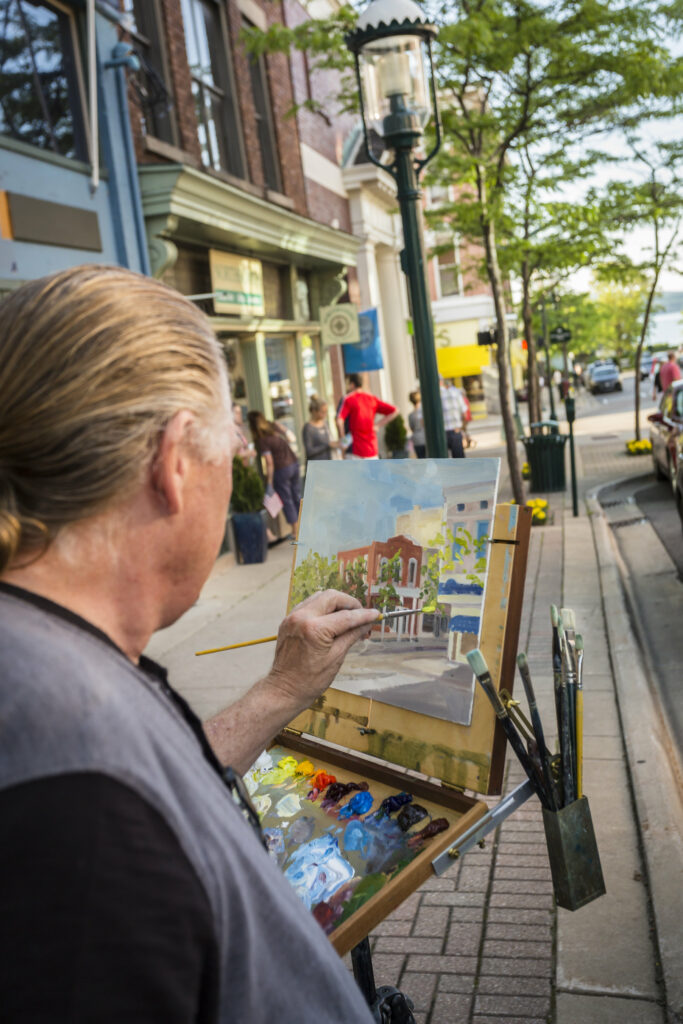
[271, 503, 532, 955]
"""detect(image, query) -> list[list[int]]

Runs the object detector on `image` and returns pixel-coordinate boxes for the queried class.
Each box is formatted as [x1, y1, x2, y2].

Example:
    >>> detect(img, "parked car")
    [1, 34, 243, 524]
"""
[648, 379, 683, 491]
[675, 434, 683, 531]
[589, 362, 622, 394]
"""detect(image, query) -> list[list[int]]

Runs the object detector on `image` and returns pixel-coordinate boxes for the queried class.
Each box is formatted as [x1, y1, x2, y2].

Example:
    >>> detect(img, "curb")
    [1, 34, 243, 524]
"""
[587, 492, 683, 1024]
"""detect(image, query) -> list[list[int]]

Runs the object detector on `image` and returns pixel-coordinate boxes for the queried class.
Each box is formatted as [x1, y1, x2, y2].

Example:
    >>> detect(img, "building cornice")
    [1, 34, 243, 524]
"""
[342, 163, 398, 206]
[138, 164, 359, 268]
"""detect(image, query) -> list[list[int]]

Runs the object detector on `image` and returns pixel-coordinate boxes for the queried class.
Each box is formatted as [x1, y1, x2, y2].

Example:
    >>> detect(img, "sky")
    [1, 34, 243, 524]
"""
[296, 458, 501, 562]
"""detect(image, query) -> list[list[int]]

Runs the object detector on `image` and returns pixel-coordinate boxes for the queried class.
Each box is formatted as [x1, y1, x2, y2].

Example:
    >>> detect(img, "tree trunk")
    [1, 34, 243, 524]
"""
[634, 273, 659, 441]
[521, 263, 542, 426]
[482, 217, 525, 505]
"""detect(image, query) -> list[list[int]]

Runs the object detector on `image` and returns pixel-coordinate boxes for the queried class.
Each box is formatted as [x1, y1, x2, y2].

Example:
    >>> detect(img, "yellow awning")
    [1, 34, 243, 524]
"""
[436, 344, 490, 378]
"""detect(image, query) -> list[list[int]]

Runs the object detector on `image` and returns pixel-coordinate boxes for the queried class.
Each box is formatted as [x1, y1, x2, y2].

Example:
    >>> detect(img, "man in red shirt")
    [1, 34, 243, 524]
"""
[655, 350, 682, 398]
[337, 373, 398, 459]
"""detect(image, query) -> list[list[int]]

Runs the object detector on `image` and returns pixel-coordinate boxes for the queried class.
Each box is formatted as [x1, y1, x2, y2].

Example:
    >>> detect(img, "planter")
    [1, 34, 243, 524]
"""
[231, 510, 268, 564]
[389, 449, 409, 459]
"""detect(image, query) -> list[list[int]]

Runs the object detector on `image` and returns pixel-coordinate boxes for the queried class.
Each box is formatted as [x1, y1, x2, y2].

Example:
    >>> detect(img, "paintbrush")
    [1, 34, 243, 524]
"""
[575, 633, 584, 799]
[560, 609, 577, 804]
[195, 607, 425, 656]
[467, 649, 551, 809]
[550, 605, 563, 739]
[517, 653, 558, 811]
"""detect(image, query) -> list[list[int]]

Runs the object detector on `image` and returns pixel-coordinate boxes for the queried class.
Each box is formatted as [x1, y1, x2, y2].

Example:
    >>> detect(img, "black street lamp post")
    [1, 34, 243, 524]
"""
[347, 0, 447, 458]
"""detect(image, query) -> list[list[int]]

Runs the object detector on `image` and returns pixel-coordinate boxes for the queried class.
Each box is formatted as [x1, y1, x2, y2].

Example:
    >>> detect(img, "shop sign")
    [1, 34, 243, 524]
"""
[343, 308, 384, 372]
[320, 303, 360, 347]
[209, 249, 265, 316]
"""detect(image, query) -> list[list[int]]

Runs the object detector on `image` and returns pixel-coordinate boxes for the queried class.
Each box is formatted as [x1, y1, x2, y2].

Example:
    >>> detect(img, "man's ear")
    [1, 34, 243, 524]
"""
[150, 411, 196, 515]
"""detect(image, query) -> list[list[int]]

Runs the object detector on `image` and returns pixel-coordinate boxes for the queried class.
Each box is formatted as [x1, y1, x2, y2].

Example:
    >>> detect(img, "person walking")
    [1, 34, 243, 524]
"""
[336, 373, 398, 459]
[0, 265, 377, 1024]
[654, 350, 682, 399]
[408, 391, 426, 458]
[302, 396, 339, 462]
[248, 411, 301, 538]
[439, 377, 468, 458]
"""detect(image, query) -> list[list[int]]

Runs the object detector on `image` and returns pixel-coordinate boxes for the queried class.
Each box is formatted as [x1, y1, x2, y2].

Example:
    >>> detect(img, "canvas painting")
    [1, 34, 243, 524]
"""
[291, 458, 500, 726]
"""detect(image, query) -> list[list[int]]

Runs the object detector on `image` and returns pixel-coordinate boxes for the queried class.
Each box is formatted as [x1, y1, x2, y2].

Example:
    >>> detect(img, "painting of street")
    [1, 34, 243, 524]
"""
[291, 459, 500, 725]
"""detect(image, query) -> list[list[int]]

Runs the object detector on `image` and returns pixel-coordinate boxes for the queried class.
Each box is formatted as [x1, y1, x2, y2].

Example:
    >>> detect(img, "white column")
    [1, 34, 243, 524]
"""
[355, 238, 391, 401]
[376, 243, 415, 421]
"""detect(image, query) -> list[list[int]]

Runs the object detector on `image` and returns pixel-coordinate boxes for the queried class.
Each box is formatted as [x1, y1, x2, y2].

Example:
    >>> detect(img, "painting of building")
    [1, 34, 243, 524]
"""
[290, 459, 500, 726]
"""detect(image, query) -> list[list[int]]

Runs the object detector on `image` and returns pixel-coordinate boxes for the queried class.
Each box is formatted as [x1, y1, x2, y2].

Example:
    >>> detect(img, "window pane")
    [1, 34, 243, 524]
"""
[0, 0, 86, 159]
[439, 266, 460, 297]
[125, 0, 177, 145]
[244, 24, 281, 192]
[180, 0, 244, 178]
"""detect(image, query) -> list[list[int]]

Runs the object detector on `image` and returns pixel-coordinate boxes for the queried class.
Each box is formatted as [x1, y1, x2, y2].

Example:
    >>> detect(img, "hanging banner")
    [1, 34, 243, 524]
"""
[320, 303, 360, 347]
[209, 249, 265, 315]
[343, 308, 384, 373]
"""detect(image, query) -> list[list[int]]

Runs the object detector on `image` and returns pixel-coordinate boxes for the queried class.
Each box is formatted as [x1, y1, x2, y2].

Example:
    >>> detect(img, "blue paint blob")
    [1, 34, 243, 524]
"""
[284, 834, 355, 911]
[448, 614, 480, 633]
[338, 790, 374, 819]
[342, 819, 372, 857]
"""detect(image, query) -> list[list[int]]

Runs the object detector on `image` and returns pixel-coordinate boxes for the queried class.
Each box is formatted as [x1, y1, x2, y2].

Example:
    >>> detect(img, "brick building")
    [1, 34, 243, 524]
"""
[338, 533, 423, 638]
[121, 0, 364, 448]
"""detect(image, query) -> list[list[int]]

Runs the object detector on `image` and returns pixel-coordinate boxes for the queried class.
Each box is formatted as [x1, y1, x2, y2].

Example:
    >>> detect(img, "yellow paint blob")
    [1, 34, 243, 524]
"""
[295, 760, 315, 777]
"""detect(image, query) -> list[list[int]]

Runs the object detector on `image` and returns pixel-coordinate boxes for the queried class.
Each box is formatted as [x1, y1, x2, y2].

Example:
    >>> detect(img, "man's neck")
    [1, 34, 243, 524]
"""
[2, 528, 161, 662]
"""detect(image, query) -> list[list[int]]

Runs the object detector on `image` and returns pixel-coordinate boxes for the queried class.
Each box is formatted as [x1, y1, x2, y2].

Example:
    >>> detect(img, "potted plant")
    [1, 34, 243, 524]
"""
[384, 414, 409, 458]
[230, 457, 267, 564]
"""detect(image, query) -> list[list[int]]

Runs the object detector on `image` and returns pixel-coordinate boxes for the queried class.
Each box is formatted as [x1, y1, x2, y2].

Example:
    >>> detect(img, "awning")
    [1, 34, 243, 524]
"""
[436, 344, 490, 378]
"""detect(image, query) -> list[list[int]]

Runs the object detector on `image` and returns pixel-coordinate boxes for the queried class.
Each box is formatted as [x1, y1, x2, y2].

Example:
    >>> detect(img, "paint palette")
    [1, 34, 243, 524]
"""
[248, 740, 485, 953]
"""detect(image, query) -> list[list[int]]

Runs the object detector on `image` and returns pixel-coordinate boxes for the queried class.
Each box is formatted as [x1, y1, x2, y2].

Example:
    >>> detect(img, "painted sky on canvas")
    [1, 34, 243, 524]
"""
[297, 458, 501, 560]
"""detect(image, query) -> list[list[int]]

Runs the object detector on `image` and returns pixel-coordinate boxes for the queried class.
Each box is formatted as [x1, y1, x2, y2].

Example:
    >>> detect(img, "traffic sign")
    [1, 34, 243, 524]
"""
[550, 326, 571, 345]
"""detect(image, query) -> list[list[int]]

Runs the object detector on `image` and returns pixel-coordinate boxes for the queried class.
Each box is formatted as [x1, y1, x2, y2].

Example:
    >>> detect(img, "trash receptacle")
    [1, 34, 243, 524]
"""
[523, 421, 567, 492]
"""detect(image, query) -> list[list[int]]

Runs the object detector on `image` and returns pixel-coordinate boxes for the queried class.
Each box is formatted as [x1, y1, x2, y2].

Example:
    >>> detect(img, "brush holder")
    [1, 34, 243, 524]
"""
[542, 795, 606, 911]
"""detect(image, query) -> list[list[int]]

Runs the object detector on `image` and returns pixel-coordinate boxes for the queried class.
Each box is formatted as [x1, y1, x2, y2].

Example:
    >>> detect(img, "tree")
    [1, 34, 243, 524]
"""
[595, 138, 683, 438]
[425, 0, 683, 491]
[375, 552, 402, 614]
[246, 0, 683, 471]
[289, 552, 343, 607]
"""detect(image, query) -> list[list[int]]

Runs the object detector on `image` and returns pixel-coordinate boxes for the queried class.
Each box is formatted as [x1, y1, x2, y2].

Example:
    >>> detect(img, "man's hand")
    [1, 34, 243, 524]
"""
[267, 590, 378, 710]
[204, 591, 378, 772]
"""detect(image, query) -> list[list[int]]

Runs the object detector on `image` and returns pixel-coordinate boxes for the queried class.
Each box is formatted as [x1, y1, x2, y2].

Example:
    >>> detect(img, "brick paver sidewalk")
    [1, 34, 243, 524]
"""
[363, 435, 666, 1023]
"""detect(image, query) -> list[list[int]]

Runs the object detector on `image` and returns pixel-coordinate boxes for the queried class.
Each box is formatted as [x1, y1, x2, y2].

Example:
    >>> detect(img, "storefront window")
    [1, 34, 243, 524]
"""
[266, 336, 298, 452]
[300, 334, 321, 404]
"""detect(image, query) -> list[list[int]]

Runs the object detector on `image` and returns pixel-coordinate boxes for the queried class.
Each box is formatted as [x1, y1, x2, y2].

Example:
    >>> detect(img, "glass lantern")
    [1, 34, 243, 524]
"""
[360, 33, 430, 134]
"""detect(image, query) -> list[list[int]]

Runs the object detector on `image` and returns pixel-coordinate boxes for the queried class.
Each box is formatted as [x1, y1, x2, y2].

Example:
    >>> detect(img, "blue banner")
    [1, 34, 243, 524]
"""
[342, 308, 383, 372]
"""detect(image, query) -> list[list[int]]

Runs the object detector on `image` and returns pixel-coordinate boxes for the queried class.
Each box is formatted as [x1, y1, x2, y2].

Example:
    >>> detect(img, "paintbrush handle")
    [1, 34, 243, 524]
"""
[559, 682, 574, 806]
[477, 677, 551, 808]
[576, 687, 583, 799]
[517, 658, 557, 811]
[195, 635, 278, 656]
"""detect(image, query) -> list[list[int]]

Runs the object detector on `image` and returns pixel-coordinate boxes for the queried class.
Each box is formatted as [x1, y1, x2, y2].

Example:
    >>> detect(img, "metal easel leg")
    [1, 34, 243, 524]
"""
[351, 937, 416, 1024]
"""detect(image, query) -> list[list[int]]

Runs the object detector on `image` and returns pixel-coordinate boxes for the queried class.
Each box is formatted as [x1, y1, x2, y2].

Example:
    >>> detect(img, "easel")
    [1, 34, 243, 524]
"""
[273, 502, 533, 1016]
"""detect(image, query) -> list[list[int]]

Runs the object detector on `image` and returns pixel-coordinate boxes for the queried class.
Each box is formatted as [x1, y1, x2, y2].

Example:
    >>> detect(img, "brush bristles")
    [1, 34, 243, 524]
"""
[467, 648, 489, 678]
[550, 605, 559, 627]
[575, 633, 584, 651]
[561, 608, 576, 631]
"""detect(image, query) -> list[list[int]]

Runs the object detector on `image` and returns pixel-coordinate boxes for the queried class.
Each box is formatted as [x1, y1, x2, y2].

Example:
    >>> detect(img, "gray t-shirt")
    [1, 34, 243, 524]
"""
[0, 586, 374, 1024]
[408, 407, 425, 446]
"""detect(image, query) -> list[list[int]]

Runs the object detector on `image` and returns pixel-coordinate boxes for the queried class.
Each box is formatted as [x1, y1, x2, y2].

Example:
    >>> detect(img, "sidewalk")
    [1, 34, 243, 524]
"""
[147, 411, 682, 1024]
